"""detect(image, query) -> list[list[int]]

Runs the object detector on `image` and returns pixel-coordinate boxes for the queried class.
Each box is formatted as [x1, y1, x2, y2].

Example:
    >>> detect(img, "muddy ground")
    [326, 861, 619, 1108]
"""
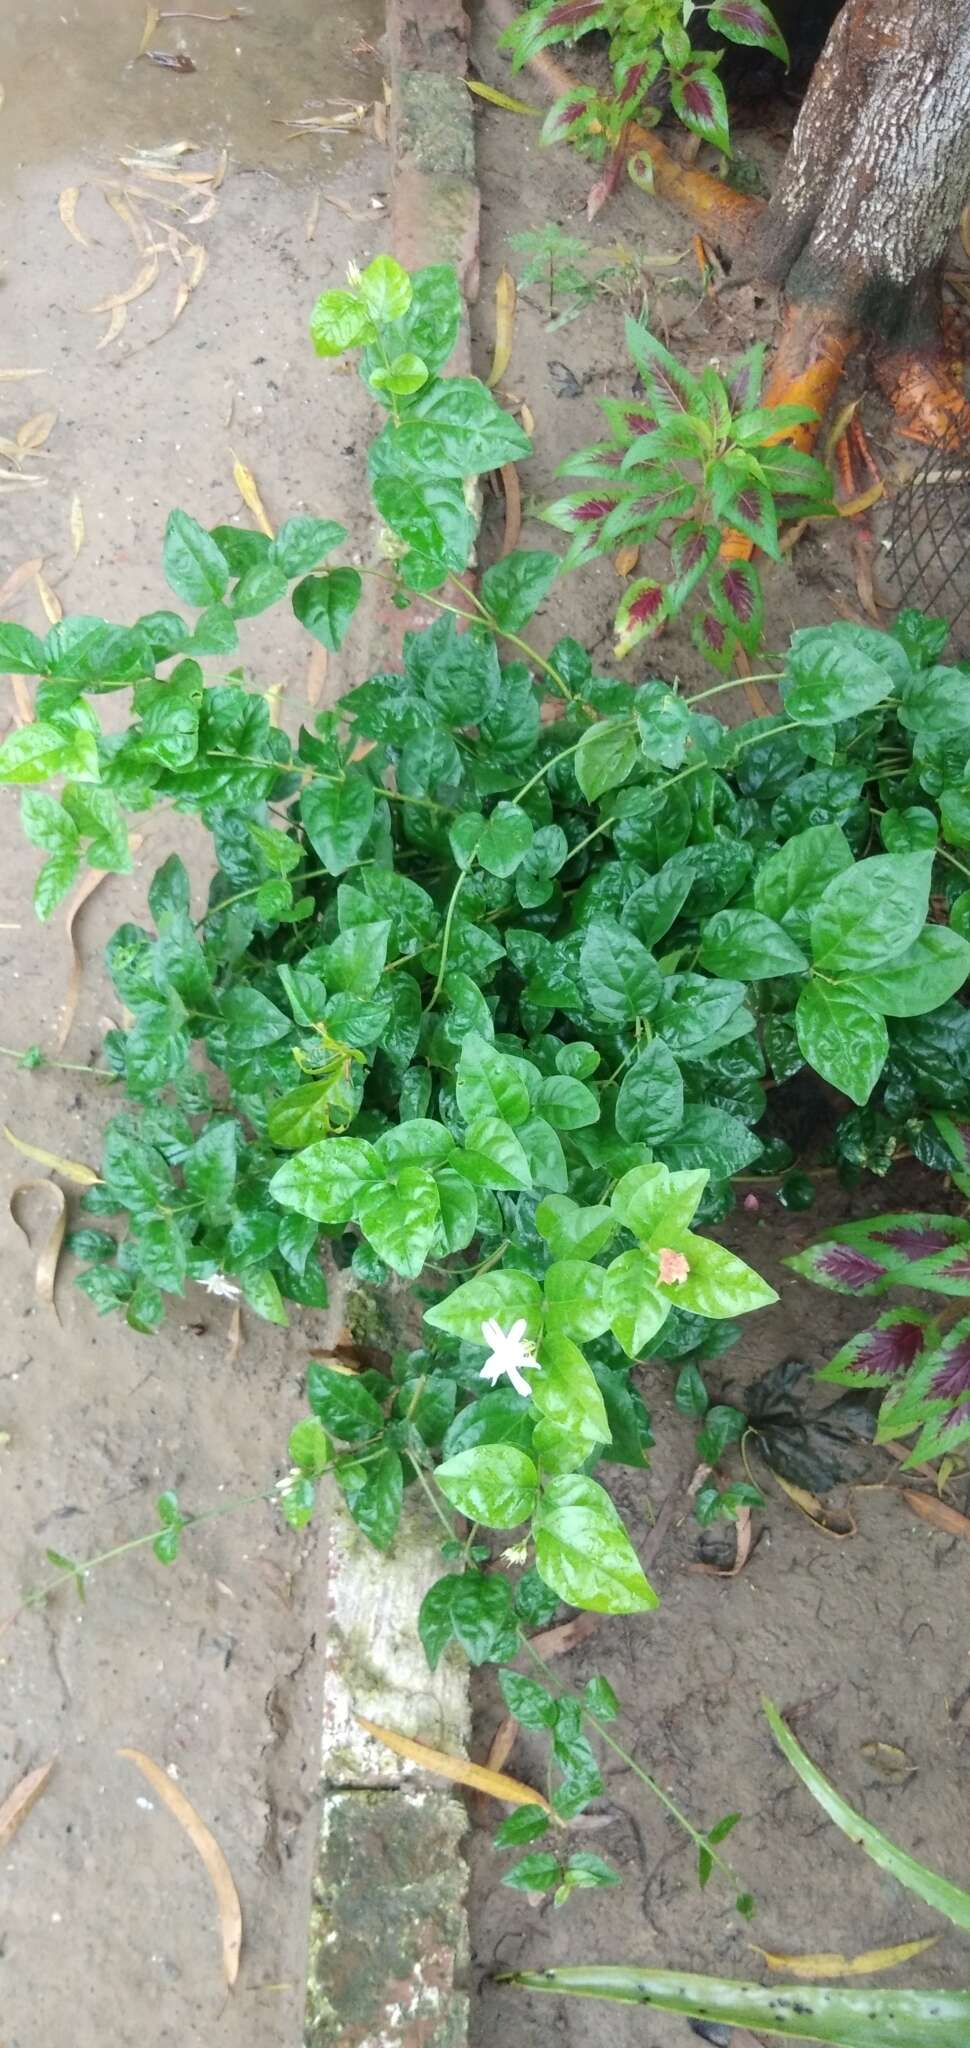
[0, 5, 384, 2045]
[2, 6, 970, 2047]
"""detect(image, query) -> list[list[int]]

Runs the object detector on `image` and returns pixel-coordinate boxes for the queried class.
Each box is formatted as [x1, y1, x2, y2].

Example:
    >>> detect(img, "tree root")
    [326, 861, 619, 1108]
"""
[871, 347, 970, 448]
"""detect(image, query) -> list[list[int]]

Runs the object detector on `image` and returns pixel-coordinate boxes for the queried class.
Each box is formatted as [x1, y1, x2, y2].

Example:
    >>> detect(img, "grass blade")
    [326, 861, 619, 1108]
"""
[508, 1965, 970, 2046]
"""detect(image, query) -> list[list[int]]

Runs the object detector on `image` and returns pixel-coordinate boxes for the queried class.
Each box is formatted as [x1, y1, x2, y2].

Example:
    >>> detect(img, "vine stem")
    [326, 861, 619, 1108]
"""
[688, 672, 782, 703]
[1, 1489, 272, 1640]
[428, 868, 470, 1006]
[522, 1637, 749, 1898]
[0, 1046, 116, 1078]
[361, 566, 576, 702]
[407, 1454, 458, 1542]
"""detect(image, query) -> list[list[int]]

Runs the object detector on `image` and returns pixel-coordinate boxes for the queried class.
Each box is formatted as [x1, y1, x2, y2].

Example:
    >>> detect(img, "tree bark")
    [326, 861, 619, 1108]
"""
[749, 0, 970, 334]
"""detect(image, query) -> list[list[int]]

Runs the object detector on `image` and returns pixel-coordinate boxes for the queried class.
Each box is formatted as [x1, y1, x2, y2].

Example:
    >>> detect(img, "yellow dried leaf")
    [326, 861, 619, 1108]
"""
[118, 1750, 242, 1986]
[903, 1488, 970, 1541]
[8, 675, 34, 725]
[304, 192, 320, 242]
[770, 1469, 856, 1538]
[614, 543, 640, 577]
[306, 643, 328, 707]
[838, 478, 885, 519]
[104, 189, 151, 253]
[0, 1761, 55, 1850]
[0, 367, 47, 382]
[10, 1179, 67, 1321]
[231, 451, 273, 537]
[860, 1741, 914, 1781]
[138, 4, 161, 55]
[3, 1127, 100, 1186]
[750, 1936, 937, 1980]
[57, 858, 137, 1053]
[355, 1716, 553, 1812]
[119, 161, 215, 185]
[97, 303, 128, 350]
[211, 146, 228, 190]
[58, 186, 92, 249]
[466, 79, 539, 115]
[0, 436, 24, 466]
[823, 395, 861, 467]
[70, 495, 86, 557]
[520, 402, 535, 436]
[87, 250, 159, 313]
[487, 269, 516, 389]
[16, 410, 57, 453]
[34, 568, 62, 624]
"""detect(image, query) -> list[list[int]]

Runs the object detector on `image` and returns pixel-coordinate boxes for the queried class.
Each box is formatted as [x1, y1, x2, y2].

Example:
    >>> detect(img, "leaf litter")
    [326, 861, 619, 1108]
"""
[0, 1760, 56, 1849]
[355, 1715, 554, 1812]
[118, 1748, 242, 1986]
[62, 143, 226, 350]
[10, 1178, 67, 1320]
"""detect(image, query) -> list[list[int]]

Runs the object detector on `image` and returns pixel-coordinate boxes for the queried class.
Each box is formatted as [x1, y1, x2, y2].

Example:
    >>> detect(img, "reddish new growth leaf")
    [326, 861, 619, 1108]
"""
[815, 1244, 887, 1291]
[931, 1334, 970, 1422]
[722, 566, 757, 624]
[546, 0, 604, 24]
[622, 411, 657, 437]
[700, 614, 727, 652]
[852, 1318, 926, 1379]
[554, 100, 592, 130]
[870, 1222, 961, 1258]
[572, 497, 616, 524]
[626, 584, 664, 626]
[681, 78, 715, 121]
[735, 487, 762, 526]
[617, 61, 648, 105]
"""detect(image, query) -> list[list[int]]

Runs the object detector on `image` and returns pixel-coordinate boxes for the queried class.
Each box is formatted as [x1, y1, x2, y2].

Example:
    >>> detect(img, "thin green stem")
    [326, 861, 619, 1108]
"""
[429, 867, 470, 1006]
[407, 1454, 457, 1543]
[567, 815, 619, 863]
[939, 846, 970, 883]
[514, 733, 595, 806]
[0, 1046, 116, 1079]
[688, 673, 782, 704]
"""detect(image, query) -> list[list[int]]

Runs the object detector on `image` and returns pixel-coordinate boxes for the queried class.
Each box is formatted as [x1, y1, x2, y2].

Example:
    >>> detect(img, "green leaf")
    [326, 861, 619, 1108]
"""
[603, 1250, 669, 1356]
[481, 549, 558, 632]
[372, 474, 476, 588]
[846, 926, 970, 1017]
[699, 908, 807, 979]
[499, 1669, 559, 1729]
[270, 516, 346, 577]
[532, 1331, 611, 1464]
[763, 1698, 970, 1934]
[326, 917, 390, 996]
[0, 621, 48, 674]
[635, 681, 691, 770]
[610, 1161, 708, 1241]
[811, 853, 932, 972]
[357, 1165, 440, 1278]
[510, 1964, 970, 2043]
[584, 1676, 619, 1721]
[307, 1360, 384, 1439]
[229, 560, 289, 619]
[183, 1121, 237, 1222]
[424, 1269, 543, 1343]
[288, 1417, 332, 1475]
[478, 802, 534, 878]
[437, 1445, 538, 1528]
[533, 1474, 658, 1614]
[370, 351, 430, 397]
[377, 263, 461, 374]
[300, 775, 375, 874]
[533, 1075, 598, 1129]
[269, 1136, 382, 1224]
[378, 376, 531, 479]
[456, 1031, 531, 1127]
[753, 823, 853, 949]
[795, 980, 888, 1105]
[781, 623, 899, 724]
[240, 1266, 288, 1325]
[675, 1360, 709, 1417]
[535, 1195, 616, 1262]
[163, 510, 229, 606]
[339, 1446, 403, 1551]
[309, 286, 375, 356]
[653, 975, 746, 1055]
[574, 718, 638, 802]
[659, 1104, 762, 1179]
[0, 720, 99, 785]
[292, 568, 362, 650]
[696, 1403, 746, 1463]
[671, 62, 730, 153]
[358, 253, 412, 322]
[615, 1040, 684, 1145]
[458, 1115, 533, 1190]
[418, 1570, 519, 1669]
[503, 1853, 561, 1894]
[580, 920, 661, 1023]
[709, 0, 789, 62]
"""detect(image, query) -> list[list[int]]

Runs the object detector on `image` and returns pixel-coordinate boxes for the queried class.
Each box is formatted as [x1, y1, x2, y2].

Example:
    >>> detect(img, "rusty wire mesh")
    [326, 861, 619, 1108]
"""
[890, 427, 970, 648]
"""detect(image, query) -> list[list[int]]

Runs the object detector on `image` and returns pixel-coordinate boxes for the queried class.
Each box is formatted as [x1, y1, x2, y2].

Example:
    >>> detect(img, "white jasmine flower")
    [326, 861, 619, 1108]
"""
[501, 1540, 529, 1566]
[201, 1272, 241, 1300]
[479, 1317, 539, 1399]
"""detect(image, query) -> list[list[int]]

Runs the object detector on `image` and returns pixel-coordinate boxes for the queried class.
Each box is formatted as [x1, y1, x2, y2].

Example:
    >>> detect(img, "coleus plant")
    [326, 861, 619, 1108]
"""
[500, 0, 790, 187]
[545, 318, 834, 664]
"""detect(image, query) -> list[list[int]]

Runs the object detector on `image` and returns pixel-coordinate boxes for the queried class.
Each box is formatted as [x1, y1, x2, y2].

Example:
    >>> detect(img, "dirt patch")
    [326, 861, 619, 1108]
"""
[0, 3, 385, 2043]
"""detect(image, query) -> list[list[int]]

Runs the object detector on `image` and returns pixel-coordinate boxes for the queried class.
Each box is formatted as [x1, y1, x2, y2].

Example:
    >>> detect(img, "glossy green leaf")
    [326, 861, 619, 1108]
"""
[533, 1474, 658, 1614]
[810, 854, 932, 973]
[700, 908, 807, 979]
[436, 1445, 538, 1528]
[795, 980, 888, 1105]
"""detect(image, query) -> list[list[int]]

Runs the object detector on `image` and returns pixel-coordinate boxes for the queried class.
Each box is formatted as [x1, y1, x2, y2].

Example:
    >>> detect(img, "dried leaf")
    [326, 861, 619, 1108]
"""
[372, 95, 387, 145]
[306, 643, 328, 707]
[860, 1741, 915, 1781]
[226, 1301, 242, 1360]
[519, 402, 535, 436]
[34, 569, 62, 625]
[117, 1749, 242, 1985]
[0, 436, 24, 467]
[320, 194, 378, 224]
[0, 557, 43, 606]
[231, 452, 273, 536]
[355, 1716, 553, 1811]
[770, 1470, 856, 1539]
[962, 202, 970, 263]
[10, 1178, 67, 1321]
[58, 187, 92, 249]
[3, 1127, 100, 1186]
[159, 7, 246, 20]
[138, 4, 161, 54]
[487, 269, 516, 389]
[97, 303, 128, 350]
[117, 161, 212, 185]
[749, 1936, 936, 1981]
[87, 251, 159, 314]
[16, 411, 57, 454]
[472, 1712, 518, 1824]
[0, 1760, 55, 1849]
[8, 675, 34, 724]
[0, 368, 47, 382]
[614, 543, 640, 578]
[104, 189, 151, 253]
[839, 480, 885, 520]
[824, 396, 861, 468]
[57, 863, 120, 1052]
[688, 1505, 754, 1578]
[304, 191, 320, 242]
[278, 108, 365, 135]
[466, 78, 539, 115]
[902, 1489, 970, 1542]
[69, 496, 86, 558]
[528, 1612, 599, 1659]
[498, 460, 521, 555]
[851, 529, 882, 623]
[145, 50, 197, 71]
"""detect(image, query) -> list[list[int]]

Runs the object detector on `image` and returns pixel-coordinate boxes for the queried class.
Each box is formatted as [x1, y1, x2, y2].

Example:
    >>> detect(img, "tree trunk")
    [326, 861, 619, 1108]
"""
[750, 0, 970, 336]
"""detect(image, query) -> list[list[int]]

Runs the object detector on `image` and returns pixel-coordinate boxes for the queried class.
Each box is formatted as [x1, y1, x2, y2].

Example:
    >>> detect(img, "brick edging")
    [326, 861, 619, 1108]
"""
[305, 12, 481, 2032]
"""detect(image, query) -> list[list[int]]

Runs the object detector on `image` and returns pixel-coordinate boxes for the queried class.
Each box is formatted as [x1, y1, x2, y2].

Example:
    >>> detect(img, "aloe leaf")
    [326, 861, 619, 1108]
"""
[509, 1965, 970, 2046]
[763, 1698, 970, 1933]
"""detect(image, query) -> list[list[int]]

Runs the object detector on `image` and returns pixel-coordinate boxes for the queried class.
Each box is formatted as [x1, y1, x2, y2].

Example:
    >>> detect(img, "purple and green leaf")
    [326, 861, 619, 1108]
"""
[817, 1308, 935, 1389]
[709, 0, 789, 64]
[707, 559, 764, 655]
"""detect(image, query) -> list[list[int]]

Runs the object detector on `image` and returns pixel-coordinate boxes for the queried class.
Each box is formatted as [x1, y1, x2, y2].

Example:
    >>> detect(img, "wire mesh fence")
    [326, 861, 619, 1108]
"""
[890, 428, 970, 648]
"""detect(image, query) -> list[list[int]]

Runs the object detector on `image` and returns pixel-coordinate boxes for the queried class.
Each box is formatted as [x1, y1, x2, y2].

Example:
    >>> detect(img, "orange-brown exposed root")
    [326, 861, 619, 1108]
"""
[719, 298, 859, 566]
[872, 348, 970, 447]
